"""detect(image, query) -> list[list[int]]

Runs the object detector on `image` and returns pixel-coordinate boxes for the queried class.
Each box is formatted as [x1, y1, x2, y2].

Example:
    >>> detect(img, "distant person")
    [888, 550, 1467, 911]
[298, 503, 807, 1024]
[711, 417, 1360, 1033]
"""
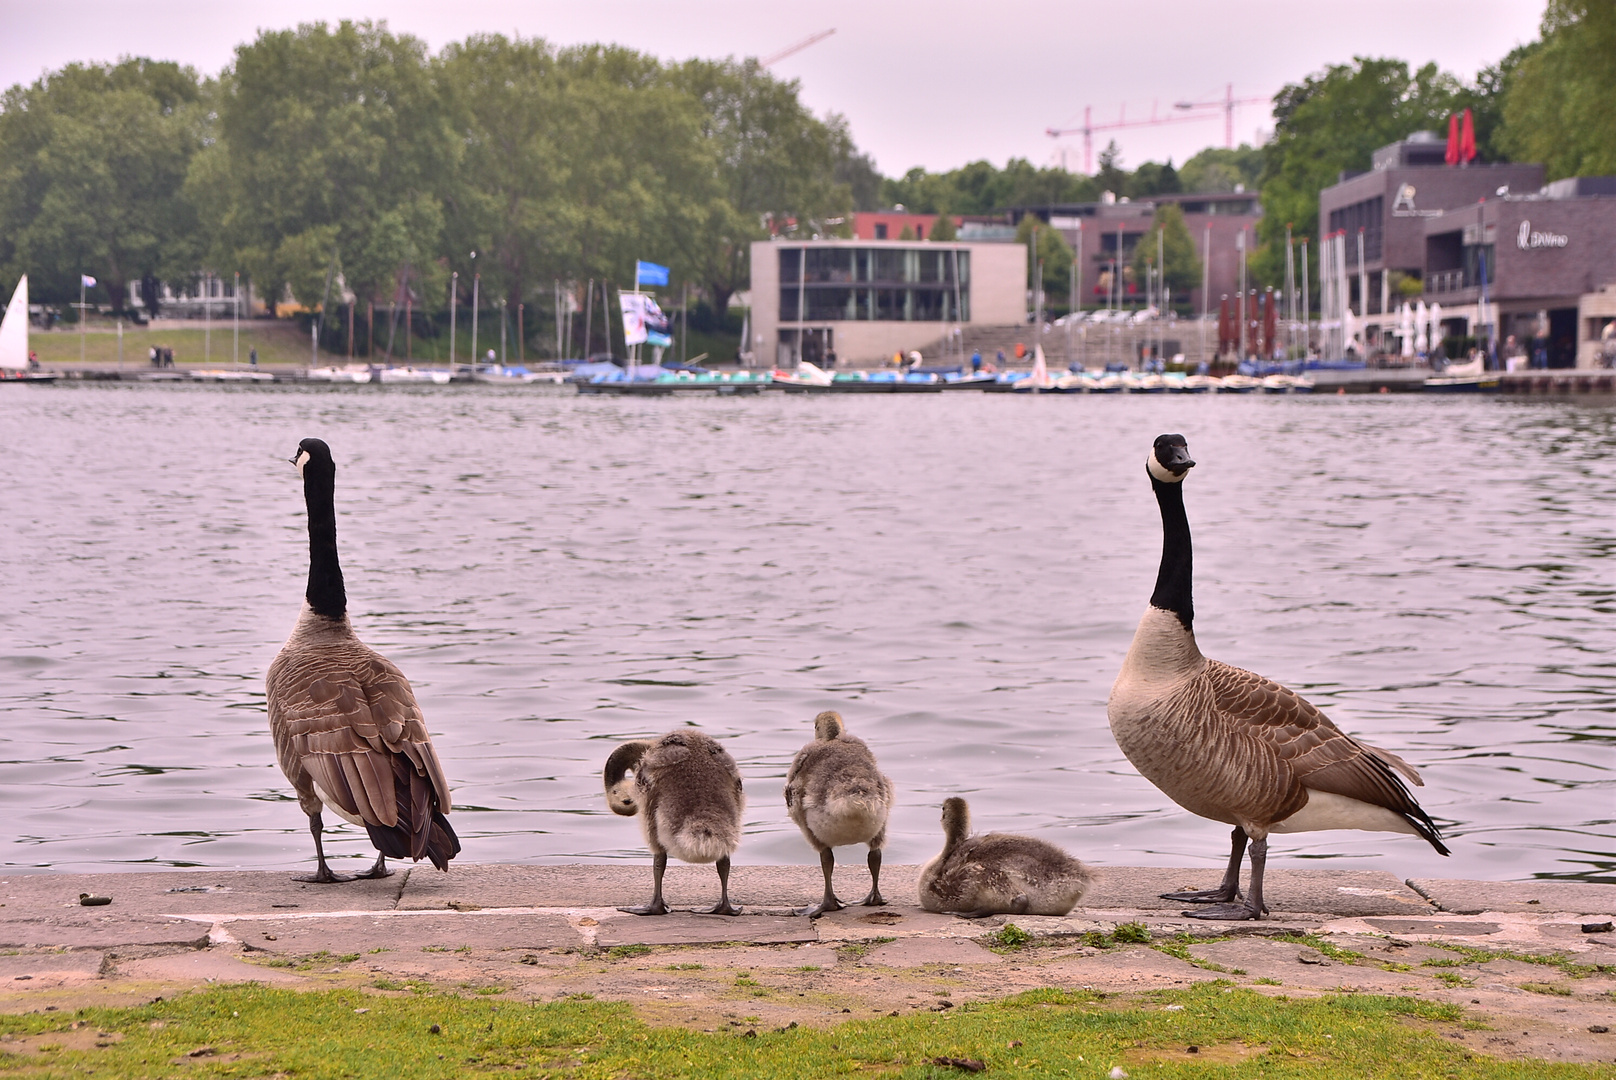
[1014, 342, 1026, 359]
[891, 351, 902, 368]
[249, 347, 258, 367]
[149, 346, 159, 368]
[971, 349, 982, 374]
[27, 350, 38, 371]
[824, 348, 836, 370]
[995, 348, 1006, 368]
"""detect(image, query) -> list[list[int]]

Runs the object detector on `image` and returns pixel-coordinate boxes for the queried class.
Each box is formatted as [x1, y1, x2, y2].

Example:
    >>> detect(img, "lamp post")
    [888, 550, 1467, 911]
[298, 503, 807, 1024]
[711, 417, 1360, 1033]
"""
[469, 252, 479, 371]
[449, 272, 458, 366]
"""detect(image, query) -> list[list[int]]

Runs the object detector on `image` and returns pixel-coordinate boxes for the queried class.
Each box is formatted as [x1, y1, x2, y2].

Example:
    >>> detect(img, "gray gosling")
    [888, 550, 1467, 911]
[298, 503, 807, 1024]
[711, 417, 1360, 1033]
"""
[267, 438, 459, 883]
[784, 710, 894, 917]
[1107, 433, 1448, 921]
[918, 798, 1093, 918]
[604, 730, 745, 916]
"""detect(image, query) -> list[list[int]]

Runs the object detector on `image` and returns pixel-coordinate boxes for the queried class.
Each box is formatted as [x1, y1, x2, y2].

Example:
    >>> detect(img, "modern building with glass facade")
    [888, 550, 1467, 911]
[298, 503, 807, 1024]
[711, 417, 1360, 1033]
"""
[748, 239, 1027, 367]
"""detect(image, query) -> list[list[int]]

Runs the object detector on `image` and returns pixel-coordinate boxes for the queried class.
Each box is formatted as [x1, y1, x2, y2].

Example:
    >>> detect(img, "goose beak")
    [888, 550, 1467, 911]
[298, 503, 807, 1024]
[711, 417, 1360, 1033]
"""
[1166, 447, 1195, 475]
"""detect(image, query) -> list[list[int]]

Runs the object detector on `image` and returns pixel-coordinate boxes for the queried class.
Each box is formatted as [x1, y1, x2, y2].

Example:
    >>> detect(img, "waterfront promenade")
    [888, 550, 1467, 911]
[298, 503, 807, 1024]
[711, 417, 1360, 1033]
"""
[3, 865, 1612, 1064]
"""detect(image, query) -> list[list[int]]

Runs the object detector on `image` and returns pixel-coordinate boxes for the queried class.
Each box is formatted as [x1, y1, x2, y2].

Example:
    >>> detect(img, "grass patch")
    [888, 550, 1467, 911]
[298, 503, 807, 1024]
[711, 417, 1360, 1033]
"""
[0, 982, 1591, 1079]
[606, 944, 653, 960]
[668, 963, 706, 971]
[836, 937, 895, 960]
[1272, 933, 1366, 964]
[989, 923, 1032, 950]
[1112, 921, 1151, 944]
[1520, 982, 1574, 997]
[1421, 942, 1614, 980]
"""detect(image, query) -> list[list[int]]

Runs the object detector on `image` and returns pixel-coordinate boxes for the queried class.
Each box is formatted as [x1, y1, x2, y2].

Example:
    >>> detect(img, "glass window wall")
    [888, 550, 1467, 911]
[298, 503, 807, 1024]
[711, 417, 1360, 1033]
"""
[778, 247, 970, 322]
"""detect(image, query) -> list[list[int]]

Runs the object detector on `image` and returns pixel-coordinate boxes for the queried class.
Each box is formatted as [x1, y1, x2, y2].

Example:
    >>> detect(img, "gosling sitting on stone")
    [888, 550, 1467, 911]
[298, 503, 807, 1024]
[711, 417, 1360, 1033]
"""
[603, 730, 745, 916]
[784, 710, 894, 917]
[918, 797, 1094, 918]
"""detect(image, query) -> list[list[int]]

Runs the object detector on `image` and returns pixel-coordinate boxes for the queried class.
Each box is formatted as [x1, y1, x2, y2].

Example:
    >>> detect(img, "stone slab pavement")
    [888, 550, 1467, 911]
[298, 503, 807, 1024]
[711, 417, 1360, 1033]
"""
[1410, 878, 1616, 916]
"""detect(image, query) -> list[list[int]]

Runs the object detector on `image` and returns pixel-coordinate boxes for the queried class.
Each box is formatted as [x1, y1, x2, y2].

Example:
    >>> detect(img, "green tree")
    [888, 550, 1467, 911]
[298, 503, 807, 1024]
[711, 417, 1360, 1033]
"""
[1131, 160, 1181, 197]
[1179, 145, 1264, 192]
[196, 20, 453, 312]
[0, 59, 204, 310]
[1015, 214, 1072, 302]
[927, 213, 957, 241]
[1130, 204, 1199, 303]
[1252, 58, 1468, 287]
[1094, 141, 1129, 198]
[1500, 1, 1616, 179]
[668, 57, 850, 315]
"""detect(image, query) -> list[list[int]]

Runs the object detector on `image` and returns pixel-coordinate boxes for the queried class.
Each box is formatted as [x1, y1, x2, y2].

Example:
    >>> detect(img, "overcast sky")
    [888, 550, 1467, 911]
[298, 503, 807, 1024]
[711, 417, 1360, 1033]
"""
[0, 0, 1544, 178]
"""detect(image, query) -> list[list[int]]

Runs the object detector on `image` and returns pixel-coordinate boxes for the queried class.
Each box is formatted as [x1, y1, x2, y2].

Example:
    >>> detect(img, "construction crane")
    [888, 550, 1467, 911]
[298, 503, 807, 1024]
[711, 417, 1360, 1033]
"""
[1047, 84, 1268, 173]
[761, 28, 835, 68]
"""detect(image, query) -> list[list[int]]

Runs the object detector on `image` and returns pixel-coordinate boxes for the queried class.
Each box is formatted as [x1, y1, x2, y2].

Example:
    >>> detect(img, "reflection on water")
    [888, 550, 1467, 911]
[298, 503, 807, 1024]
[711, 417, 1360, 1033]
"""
[1, 384, 1611, 881]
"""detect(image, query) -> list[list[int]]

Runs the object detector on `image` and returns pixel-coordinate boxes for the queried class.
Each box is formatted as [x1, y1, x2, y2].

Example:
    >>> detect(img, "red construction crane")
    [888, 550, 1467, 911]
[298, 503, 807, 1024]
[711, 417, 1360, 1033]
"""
[761, 28, 835, 68]
[1047, 84, 1269, 173]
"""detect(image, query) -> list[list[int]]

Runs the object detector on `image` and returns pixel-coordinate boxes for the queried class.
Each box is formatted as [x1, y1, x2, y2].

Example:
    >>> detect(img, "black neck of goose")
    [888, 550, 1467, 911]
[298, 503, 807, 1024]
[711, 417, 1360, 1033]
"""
[303, 467, 346, 621]
[1149, 476, 1194, 630]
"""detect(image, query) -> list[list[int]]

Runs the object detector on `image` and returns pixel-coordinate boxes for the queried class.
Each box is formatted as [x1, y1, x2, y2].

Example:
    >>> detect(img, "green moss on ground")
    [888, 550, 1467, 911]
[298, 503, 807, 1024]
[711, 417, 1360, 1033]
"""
[0, 982, 1607, 1079]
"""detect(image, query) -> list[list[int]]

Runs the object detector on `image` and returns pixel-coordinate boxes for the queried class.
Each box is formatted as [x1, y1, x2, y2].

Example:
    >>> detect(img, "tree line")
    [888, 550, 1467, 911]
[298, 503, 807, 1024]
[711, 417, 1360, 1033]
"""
[0, 21, 864, 335]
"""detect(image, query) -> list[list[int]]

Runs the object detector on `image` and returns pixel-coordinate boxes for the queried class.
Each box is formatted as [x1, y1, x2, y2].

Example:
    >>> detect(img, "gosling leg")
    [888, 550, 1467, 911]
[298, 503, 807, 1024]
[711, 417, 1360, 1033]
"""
[703, 855, 742, 916]
[860, 847, 887, 907]
[798, 848, 844, 918]
[621, 851, 670, 916]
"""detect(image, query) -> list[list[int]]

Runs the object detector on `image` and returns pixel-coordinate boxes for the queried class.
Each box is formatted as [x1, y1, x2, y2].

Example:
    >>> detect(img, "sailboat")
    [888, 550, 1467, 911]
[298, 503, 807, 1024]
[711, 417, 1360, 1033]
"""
[0, 275, 55, 383]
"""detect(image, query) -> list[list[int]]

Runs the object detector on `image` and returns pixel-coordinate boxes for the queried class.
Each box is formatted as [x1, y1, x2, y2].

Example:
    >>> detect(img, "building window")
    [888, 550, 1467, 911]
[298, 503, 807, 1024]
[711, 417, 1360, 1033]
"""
[1327, 196, 1384, 262]
[778, 247, 971, 322]
[874, 223, 888, 239]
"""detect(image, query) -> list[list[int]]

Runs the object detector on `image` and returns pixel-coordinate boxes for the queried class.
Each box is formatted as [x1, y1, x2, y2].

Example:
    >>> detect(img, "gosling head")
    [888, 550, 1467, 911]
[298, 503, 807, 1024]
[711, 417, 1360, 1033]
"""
[813, 710, 845, 741]
[940, 797, 971, 844]
[1147, 433, 1195, 484]
[292, 437, 334, 478]
[603, 741, 650, 817]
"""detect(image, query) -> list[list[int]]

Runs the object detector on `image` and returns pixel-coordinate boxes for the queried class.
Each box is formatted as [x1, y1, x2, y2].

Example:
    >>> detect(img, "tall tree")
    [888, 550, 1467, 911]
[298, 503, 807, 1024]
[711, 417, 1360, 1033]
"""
[1130, 203, 1199, 300]
[1252, 58, 1468, 285]
[1015, 213, 1072, 302]
[1179, 145, 1264, 192]
[1500, 1, 1615, 179]
[196, 20, 452, 311]
[0, 59, 204, 310]
[668, 57, 849, 315]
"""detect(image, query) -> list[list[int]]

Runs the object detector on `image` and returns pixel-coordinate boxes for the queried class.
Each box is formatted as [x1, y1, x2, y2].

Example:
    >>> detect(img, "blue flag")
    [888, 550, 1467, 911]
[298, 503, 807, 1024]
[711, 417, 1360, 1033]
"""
[635, 260, 670, 287]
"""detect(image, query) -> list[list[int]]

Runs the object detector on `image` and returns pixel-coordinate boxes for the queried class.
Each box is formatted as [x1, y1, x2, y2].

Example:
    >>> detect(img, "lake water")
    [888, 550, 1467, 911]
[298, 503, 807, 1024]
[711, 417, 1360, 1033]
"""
[1, 383, 1611, 883]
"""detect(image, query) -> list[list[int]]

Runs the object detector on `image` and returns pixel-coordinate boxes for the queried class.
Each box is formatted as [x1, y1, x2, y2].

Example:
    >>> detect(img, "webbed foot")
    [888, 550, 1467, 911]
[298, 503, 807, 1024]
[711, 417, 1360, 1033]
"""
[702, 900, 743, 916]
[1161, 887, 1241, 904]
[1182, 902, 1262, 921]
[796, 897, 844, 918]
[619, 900, 670, 916]
[293, 868, 355, 884]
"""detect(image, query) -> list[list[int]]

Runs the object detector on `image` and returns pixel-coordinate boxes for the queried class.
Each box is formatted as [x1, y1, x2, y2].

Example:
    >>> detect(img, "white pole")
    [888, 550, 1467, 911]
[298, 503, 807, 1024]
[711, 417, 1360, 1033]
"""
[449, 272, 458, 365]
[80, 276, 86, 365]
[233, 272, 240, 364]
[117, 317, 123, 369]
[1301, 240, 1310, 355]
[311, 319, 317, 367]
[471, 270, 480, 368]
[204, 274, 211, 363]
[1202, 223, 1210, 365]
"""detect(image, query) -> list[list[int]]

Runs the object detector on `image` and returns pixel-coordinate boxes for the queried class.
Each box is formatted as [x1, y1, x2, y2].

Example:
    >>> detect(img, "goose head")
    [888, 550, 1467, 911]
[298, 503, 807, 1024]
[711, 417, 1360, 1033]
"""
[812, 710, 845, 741]
[1147, 433, 1195, 484]
[940, 797, 971, 845]
[292, 437, 335, 478]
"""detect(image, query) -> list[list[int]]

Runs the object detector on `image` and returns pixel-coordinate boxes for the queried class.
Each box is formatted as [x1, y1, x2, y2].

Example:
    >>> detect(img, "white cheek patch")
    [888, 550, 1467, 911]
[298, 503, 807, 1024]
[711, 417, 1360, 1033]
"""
[1147, 453, 1186, 483]
[294, 449, 310, 476]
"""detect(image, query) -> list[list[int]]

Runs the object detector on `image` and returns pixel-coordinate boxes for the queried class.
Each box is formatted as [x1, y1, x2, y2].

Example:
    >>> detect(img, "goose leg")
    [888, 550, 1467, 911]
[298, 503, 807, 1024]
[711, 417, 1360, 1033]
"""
[798, 848, 844, 917]
[293, 812, 356, 884]
[859, 847, 887, 907]
[703, 855, 742, 916]
[620, 851, 670, 916]
[1162, 827, 1246, 903]
[355, 853, 393, 879]
[1184, 836, 1267, 921]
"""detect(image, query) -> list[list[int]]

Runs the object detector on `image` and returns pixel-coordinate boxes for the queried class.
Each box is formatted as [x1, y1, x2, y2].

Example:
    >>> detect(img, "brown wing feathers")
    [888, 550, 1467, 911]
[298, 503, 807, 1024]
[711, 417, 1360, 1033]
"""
[1204, 662, 1448, 854]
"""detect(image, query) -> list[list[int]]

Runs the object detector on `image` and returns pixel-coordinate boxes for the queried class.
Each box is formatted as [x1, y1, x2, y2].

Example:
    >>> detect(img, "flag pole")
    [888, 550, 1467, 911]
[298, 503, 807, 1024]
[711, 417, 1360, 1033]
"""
[80, 275, 86, 365]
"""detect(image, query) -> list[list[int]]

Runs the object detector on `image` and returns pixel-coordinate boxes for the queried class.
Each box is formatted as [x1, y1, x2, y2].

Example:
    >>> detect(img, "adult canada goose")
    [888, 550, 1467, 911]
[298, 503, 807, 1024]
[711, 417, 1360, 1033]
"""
[1108, 433, 1448, 920]
[918, 798, 1093, 918]
[784, 710, 894, 917]
[604, 730, 745, 916]
[267, 438, 460, 883]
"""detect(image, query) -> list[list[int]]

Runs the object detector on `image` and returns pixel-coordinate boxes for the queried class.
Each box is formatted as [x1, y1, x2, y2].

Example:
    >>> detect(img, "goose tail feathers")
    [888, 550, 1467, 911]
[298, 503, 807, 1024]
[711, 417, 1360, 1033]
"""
[364, 751, 460, 871]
